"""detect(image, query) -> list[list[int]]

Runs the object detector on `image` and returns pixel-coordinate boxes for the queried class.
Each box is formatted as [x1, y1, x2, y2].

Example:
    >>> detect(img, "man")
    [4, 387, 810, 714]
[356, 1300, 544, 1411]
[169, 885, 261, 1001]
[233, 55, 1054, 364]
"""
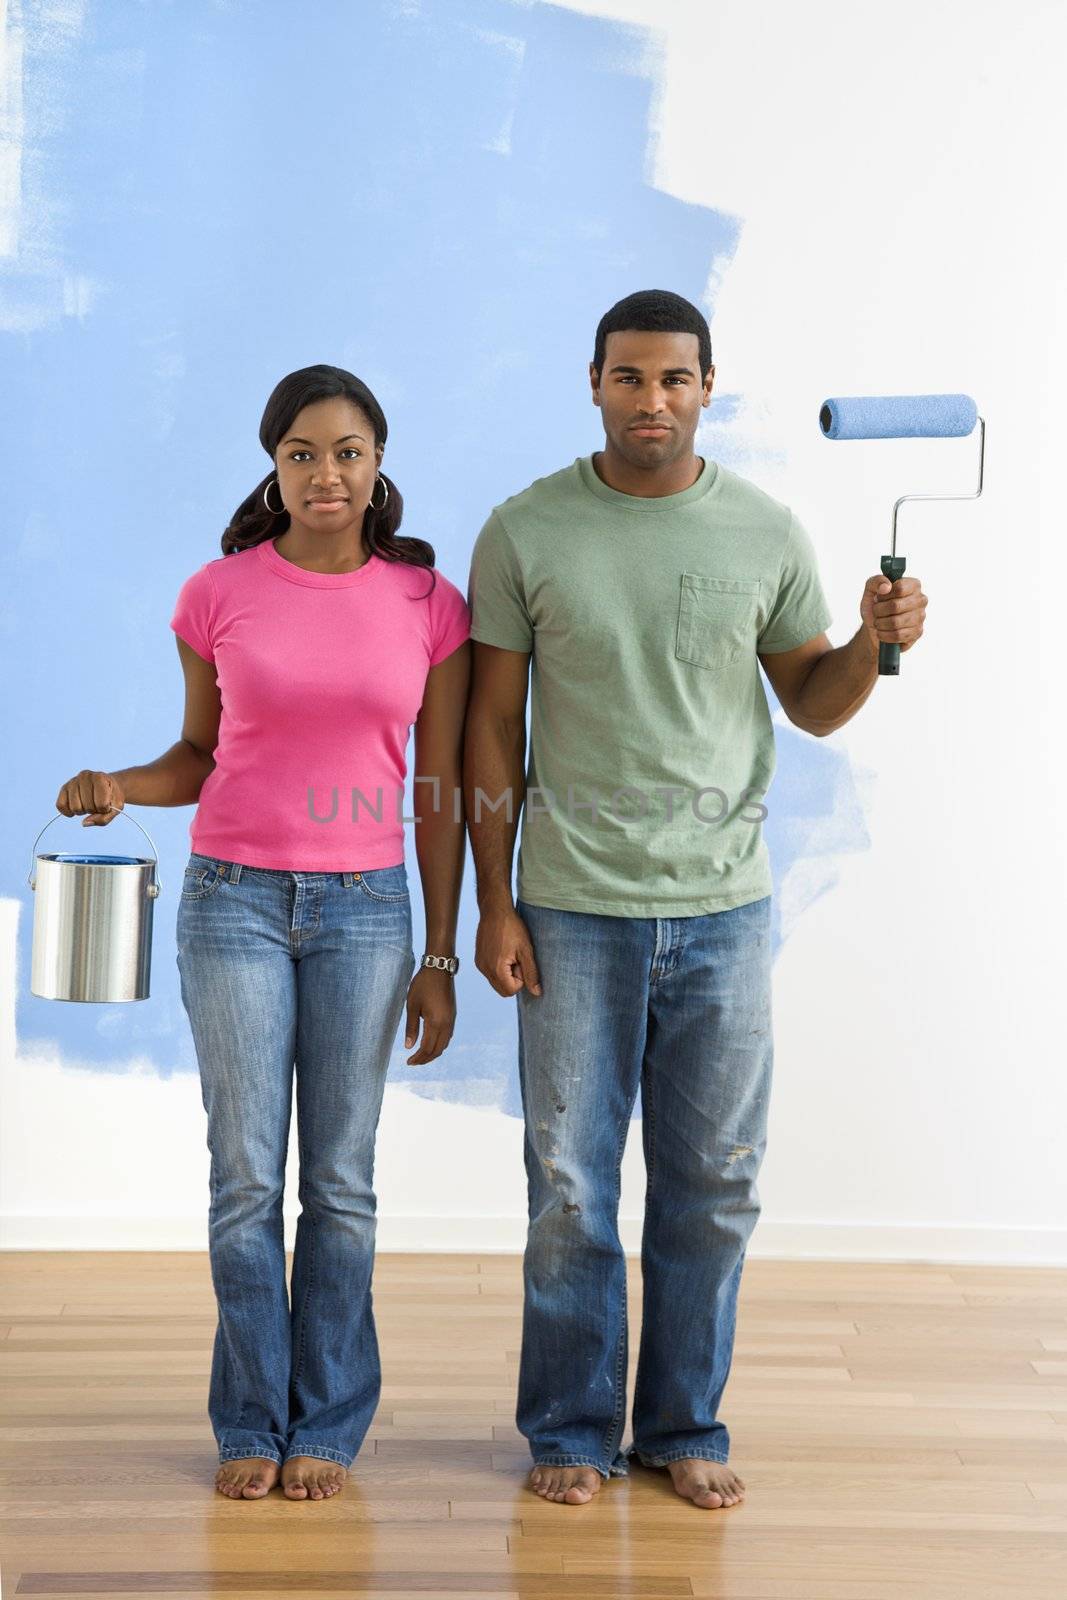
[462, 289, 927, 1510]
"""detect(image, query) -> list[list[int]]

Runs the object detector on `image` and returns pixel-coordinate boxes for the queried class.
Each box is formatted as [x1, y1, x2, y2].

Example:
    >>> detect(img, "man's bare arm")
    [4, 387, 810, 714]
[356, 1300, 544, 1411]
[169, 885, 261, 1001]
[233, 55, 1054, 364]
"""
[463, 641, 530, 910]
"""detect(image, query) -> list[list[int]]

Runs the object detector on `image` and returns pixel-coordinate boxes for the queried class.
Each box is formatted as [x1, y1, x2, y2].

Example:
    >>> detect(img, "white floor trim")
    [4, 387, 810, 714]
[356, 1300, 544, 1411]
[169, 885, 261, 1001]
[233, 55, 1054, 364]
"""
[2, 1214, 1064, 1264]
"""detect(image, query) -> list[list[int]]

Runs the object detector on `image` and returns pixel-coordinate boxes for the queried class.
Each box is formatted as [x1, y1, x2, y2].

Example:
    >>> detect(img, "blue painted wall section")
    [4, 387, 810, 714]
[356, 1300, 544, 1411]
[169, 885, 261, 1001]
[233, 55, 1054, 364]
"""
[3, 0, 867, 1117]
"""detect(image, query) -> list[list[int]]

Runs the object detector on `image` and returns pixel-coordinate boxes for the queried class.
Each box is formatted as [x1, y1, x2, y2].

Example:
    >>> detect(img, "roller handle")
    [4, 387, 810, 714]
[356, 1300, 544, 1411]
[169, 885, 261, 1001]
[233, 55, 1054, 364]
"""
[878, 555, 907, 676]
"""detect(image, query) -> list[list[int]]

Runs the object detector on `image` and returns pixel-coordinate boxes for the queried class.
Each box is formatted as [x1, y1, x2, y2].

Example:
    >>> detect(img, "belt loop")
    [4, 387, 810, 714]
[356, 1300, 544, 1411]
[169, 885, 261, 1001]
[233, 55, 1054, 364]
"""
[230, 861, 243, 883]
[342, 870, 353, 888]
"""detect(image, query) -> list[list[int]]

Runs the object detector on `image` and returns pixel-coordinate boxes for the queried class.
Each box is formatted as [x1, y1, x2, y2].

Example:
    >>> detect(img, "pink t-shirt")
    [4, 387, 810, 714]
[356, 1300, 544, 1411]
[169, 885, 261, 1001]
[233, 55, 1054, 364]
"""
[169, 538, 471, 870]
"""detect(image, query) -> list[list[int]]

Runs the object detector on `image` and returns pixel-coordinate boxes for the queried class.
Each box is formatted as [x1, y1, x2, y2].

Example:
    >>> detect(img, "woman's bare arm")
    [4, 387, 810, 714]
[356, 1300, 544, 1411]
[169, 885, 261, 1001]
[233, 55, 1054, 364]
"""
[57, 637, 221, 822]
[411, 639, 471, 956]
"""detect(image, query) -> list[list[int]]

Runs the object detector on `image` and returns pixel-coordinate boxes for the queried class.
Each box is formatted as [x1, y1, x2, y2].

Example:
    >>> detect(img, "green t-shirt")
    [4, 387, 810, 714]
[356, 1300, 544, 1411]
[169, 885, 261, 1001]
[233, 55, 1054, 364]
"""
[467, 453, 833, 916]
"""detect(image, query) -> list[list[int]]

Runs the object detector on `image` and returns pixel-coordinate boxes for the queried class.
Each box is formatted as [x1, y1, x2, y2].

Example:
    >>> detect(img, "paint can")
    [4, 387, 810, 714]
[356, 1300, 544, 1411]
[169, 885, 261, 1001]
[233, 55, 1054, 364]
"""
[27, 811, 163, 1002]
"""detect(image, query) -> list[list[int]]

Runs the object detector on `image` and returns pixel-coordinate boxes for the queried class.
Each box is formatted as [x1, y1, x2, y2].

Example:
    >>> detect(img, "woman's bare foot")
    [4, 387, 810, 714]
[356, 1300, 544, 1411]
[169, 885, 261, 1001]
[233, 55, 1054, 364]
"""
[528, 1465, 602, 1504]
[281, 1456, 348, 1500]
[214, 1457, 280, 1499]
[666, 1458, 746, 1508]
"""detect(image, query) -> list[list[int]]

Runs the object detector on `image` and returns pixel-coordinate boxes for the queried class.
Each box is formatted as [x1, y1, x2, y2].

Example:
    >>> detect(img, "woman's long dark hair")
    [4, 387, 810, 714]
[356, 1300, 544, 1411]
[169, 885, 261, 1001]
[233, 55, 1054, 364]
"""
[221, 364, 435, 596]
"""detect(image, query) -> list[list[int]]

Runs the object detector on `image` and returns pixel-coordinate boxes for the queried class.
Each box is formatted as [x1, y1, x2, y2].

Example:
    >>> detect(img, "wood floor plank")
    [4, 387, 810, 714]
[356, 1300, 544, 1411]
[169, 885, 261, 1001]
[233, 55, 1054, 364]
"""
[11, 1577, 682, 1597]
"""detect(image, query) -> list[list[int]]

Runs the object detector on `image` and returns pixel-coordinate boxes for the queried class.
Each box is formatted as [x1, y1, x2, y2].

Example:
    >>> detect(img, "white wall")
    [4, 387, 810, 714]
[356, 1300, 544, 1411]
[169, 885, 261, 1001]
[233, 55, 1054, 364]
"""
[4, 0, 1064, 1261]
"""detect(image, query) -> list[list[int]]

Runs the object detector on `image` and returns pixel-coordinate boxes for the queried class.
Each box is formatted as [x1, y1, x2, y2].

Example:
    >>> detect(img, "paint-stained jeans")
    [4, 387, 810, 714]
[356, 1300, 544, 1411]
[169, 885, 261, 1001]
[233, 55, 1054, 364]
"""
[175, 852, 415, 1470]
[514, 893, 774, 1476]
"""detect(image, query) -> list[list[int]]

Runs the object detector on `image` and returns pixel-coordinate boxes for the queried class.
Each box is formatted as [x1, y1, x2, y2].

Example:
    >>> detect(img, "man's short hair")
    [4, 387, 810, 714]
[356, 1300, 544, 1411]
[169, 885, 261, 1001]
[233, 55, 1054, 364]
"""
[593, 289, 713, 381]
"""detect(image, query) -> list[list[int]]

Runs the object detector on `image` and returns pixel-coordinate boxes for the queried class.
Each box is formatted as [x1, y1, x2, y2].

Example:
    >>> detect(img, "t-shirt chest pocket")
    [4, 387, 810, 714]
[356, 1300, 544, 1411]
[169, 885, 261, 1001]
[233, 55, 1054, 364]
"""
[675, 573, 762, 671]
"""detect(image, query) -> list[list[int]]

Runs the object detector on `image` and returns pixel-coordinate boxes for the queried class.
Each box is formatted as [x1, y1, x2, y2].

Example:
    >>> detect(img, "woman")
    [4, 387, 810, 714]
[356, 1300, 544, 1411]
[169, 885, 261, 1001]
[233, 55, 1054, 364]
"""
[55, 365, 471, 1502]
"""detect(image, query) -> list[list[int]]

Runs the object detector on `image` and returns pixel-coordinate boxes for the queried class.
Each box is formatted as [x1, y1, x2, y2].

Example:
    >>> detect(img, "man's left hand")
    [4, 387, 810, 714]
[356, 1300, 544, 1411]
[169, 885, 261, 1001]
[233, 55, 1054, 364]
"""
[860, 573, 928, 654]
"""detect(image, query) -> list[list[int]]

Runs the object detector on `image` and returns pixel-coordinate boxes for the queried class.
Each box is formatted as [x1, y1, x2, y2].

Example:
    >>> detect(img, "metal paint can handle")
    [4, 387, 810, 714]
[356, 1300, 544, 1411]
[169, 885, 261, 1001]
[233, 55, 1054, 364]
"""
[28, 810, 163, 897]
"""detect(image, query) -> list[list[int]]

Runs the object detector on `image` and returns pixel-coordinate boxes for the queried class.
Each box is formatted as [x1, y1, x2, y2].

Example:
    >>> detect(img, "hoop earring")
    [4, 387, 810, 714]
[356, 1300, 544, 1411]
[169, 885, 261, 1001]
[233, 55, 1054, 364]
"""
[263, 479, 284, 515]
[369, 475, 389, 512]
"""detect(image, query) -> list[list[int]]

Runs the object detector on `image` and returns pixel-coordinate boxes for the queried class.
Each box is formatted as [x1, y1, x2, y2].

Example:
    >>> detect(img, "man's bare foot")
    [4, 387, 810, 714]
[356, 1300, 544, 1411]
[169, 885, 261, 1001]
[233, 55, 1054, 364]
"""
[666, 1457, 746, 1508]
[214, 1457, 280, 1499]
[280, 1455, 348, 1500]
[528, 1465, 602, 1504]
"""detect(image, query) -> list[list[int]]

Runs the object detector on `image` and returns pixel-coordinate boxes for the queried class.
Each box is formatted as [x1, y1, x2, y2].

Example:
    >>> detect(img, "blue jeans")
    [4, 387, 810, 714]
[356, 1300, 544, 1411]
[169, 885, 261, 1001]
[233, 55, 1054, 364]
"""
[514, 893, 773, 1476]
[175, 852, 415, 1470]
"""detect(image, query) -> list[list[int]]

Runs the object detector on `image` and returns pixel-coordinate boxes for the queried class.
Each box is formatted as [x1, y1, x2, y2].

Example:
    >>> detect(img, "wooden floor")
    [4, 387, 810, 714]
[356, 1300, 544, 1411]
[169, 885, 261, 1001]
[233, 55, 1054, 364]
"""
[1, 1251, 1066, 1598]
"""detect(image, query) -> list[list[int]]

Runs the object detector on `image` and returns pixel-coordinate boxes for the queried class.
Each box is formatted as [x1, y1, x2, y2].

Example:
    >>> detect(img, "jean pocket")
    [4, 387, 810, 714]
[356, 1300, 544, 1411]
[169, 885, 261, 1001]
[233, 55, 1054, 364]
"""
[675, 574, 761, 671]
[180, 858, 224, 900]
[356, 864, 410, 903]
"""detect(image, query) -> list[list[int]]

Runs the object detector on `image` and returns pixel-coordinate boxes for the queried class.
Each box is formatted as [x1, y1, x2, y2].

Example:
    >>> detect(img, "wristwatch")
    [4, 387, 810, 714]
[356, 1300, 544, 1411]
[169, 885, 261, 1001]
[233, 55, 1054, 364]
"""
[421, 952, 460, 974]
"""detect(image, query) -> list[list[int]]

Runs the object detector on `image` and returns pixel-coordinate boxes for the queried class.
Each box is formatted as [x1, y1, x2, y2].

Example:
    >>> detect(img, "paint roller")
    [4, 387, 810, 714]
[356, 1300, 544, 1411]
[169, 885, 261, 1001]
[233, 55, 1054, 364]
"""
[818, 393, 986, 675]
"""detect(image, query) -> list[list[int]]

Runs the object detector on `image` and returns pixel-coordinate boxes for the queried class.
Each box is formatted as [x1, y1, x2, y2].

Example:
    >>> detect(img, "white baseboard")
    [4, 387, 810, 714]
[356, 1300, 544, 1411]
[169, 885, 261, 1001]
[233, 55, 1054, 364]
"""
[2, 1214, 1064, 1264]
